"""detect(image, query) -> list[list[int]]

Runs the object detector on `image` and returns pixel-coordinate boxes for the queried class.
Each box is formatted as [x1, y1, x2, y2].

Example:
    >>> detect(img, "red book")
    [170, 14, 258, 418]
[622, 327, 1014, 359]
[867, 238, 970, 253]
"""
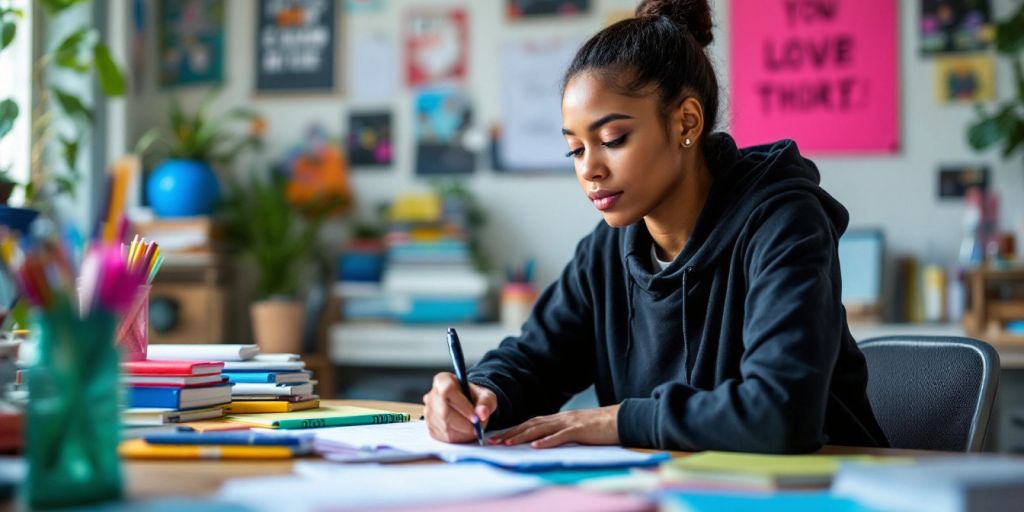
[122, 360, 223, 376]
[123, 374, 228, 387]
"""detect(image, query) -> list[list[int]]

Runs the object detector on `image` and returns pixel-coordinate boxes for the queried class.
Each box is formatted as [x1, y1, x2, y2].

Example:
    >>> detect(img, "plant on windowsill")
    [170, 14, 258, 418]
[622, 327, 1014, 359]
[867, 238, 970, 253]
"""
[0, 1, 126, 226]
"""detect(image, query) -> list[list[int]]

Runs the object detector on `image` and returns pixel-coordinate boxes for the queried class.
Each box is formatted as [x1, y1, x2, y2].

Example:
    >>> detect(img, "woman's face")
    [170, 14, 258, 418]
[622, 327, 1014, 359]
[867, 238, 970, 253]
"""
[562, 72, 688, 228]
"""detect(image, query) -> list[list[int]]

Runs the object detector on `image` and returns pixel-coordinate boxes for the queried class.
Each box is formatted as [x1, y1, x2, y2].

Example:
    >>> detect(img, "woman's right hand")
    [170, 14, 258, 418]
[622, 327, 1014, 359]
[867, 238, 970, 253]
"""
[423, 372, 498, 444]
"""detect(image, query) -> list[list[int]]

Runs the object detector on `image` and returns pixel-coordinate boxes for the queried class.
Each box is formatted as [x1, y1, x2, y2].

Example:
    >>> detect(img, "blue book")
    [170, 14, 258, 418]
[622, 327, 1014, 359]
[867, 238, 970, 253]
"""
[660, 491, 880, 512]
[127, 383, 232, 409]
[221, 371, 309, 384]
[144, 431, 313, 447]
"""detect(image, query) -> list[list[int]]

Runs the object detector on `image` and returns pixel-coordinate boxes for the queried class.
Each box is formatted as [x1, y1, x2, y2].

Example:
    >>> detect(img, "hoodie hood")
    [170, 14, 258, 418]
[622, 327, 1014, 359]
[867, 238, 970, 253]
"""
[624, 133, 849, 293]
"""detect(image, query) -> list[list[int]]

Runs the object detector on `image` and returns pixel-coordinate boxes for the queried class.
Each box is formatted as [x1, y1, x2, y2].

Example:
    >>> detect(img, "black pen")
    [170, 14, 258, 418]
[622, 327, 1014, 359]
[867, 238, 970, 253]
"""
[446, 327, 485, 446]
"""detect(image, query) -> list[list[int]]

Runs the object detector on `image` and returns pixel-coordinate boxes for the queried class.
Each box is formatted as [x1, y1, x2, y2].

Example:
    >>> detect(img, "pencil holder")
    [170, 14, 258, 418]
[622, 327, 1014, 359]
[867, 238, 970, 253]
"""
[24, 302, 122, 508]
[500, 283, 537, 333]
[115, 284, 151, 362]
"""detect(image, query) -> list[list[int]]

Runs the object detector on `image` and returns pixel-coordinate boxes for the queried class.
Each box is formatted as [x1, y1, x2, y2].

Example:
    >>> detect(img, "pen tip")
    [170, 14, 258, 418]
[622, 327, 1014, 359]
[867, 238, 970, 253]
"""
[447, 326, 455, 334]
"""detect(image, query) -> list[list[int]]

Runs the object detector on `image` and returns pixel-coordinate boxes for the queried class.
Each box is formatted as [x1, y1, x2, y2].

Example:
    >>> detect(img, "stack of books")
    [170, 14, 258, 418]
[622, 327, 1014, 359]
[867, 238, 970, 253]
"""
[147, 344, 319, 416]
[122, 359, 232, 426]
[379, 193, 489, 324]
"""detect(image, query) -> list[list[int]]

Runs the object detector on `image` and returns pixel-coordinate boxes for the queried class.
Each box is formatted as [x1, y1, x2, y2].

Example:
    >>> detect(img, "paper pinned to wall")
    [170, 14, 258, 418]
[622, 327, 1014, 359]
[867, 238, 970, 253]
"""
[498, 38, 579, 173]
[348, 33, 398, 104]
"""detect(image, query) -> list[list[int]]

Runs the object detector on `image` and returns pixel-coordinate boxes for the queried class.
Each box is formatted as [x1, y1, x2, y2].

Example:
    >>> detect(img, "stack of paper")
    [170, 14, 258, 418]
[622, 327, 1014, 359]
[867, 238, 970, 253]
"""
[312, 420, 669, 470]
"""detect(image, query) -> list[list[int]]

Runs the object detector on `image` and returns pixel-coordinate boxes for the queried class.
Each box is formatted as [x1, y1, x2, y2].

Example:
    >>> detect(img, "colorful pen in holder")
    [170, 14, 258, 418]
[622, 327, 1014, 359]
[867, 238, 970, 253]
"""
[1, 227, 146, 508]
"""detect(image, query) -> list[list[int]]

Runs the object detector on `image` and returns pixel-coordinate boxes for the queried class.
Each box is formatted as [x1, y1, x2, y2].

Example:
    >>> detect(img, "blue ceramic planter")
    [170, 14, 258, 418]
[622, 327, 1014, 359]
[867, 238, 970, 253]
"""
[146, 159, 221, 217]
[0, 206, 39, 234]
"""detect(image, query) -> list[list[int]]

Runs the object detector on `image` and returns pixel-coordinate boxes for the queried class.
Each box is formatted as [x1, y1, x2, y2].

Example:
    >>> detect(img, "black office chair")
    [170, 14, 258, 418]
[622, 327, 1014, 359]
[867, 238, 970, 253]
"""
[858, 336, 999, 452]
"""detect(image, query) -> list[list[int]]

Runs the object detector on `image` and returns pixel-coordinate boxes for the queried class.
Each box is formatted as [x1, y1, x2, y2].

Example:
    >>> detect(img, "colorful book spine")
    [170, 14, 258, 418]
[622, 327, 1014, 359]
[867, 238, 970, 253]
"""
[274, 412, 410, 429]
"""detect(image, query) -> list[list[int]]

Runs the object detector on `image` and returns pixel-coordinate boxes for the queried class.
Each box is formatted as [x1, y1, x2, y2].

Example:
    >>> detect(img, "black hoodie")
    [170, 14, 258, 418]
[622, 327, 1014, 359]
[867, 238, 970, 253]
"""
[468, 133, 888, 453]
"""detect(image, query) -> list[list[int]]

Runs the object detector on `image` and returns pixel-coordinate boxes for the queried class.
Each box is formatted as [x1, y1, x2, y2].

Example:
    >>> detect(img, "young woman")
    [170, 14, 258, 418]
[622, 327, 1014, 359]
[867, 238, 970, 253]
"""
[423, 0, 888, 453]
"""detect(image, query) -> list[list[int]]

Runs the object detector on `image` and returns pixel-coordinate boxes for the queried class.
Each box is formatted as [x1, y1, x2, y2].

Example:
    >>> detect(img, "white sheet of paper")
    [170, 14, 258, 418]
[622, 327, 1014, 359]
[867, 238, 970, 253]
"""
[499, 38, 580, 172]
[219, 462, 543, 511]
[348, 33, 398, 104]
[312, 420, 668, 469]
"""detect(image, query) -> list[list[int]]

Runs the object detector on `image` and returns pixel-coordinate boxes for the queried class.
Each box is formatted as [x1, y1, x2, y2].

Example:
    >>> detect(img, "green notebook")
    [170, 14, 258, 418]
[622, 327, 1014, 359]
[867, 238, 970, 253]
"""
[224, 406, 411, 429]
[662, 451, 911, 489]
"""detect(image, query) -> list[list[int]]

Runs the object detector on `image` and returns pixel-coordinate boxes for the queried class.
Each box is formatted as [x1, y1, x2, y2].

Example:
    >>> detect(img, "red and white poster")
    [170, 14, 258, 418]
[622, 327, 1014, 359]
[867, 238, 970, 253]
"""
[729, 0, 899, 155]
[405, 8, 468, 87]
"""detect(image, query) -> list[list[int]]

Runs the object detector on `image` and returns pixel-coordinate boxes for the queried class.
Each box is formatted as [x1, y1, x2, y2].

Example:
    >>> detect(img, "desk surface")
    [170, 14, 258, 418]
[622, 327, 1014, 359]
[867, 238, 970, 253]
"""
[120, 400, 951, 500]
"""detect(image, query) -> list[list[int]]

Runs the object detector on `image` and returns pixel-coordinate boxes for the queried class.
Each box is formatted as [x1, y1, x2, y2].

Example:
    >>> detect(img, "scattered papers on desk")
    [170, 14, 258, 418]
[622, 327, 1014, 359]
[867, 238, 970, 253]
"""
[312, 420, 669, 470]
[662, 451, 910, 490]
[219, 463, 544, 512]
[147, 344, 259, 362]
[832, 456, 1024, 512]
[349, 486, 656, 512]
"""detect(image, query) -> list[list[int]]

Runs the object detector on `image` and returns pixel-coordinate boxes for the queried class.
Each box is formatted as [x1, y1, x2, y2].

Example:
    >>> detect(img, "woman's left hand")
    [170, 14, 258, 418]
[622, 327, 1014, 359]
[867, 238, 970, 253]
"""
[488, 404, 621, 448]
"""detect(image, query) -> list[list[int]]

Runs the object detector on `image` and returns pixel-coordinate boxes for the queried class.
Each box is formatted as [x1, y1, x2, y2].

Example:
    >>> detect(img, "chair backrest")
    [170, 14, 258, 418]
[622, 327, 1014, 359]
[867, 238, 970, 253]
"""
[857, 336, 999, 452]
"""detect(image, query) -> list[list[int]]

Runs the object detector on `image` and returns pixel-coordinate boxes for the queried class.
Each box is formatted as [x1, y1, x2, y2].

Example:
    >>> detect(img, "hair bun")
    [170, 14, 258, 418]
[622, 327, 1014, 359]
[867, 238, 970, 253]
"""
[635, 0, 714, 48]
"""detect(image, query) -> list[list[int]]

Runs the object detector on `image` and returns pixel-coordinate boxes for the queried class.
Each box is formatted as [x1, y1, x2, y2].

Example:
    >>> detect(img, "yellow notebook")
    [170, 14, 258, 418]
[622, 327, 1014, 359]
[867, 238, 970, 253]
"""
[224, 399, 320, 414]
[118, 439, 294, 460]
[224, 406, 410, 429]
[662, 451, 912, 489]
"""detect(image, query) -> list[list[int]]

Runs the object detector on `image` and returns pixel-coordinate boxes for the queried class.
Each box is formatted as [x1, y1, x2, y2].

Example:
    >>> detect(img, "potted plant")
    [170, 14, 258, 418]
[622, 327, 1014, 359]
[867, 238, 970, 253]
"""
[967, 3, 1024, 157]
[0, 2, 125, 225]
[138, 93, 257, 218]
[220, 170, 332, 353]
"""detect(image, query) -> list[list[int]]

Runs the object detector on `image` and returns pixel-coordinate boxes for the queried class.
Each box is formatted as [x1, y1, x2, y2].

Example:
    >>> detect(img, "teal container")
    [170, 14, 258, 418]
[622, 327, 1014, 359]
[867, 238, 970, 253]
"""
[24, 302, 122, 508]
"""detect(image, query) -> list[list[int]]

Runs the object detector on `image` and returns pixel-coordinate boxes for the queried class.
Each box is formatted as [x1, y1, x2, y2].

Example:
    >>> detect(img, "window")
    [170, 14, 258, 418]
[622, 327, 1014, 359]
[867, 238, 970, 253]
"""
[0, 0, 32, 195]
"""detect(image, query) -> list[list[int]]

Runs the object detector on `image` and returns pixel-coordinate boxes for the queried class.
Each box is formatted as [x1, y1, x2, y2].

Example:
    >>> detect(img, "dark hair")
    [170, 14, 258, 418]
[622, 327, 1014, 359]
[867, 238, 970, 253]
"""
[563, 0, 719, 145]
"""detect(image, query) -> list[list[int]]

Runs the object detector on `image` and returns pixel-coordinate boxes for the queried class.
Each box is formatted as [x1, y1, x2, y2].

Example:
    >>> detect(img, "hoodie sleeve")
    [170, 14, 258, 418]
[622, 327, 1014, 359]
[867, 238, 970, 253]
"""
[467, 236, 597, 429]
[618, 195, 843, 453]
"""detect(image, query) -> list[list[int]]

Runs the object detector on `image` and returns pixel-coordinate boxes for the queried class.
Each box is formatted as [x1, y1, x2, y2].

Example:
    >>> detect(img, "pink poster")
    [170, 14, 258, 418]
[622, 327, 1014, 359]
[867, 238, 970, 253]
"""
[729, 0, 899, 154]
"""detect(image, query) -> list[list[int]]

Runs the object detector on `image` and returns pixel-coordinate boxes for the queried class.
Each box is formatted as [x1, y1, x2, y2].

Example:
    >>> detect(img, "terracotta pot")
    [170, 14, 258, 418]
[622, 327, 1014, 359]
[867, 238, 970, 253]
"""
[250, 300, 305, 354]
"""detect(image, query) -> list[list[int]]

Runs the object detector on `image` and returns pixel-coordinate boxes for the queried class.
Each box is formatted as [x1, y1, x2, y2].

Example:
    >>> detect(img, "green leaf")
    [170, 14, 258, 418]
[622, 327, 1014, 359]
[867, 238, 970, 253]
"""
[54, 27, 93, 73]
[51, 86, 94, 123]
[1, 21, 15, 51]
[996, 2, 1024, 53]
[93, 43, 126, 96]
[60, 135, 80, 172]
[39, 0, 89, 14]
[967, 103, 1018, 151]
[1003, 119, 1024, 158]
[0, 99, 17, 139]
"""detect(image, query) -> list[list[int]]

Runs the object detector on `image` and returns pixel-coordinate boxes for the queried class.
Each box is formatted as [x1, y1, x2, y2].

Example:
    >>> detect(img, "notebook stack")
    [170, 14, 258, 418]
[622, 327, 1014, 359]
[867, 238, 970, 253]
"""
[122, 359, 233, 426]
[147, 344, 320, 416]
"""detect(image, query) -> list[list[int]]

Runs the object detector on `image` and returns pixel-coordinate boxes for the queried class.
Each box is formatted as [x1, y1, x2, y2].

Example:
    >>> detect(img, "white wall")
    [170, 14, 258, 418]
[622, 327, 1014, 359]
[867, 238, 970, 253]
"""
[120, 0, 1024, 290]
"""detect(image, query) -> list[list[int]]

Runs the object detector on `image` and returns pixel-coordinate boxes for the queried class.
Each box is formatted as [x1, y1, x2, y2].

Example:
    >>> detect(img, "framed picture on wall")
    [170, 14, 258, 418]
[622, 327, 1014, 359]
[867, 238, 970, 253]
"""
[347, 111, 394, 168]
[506, 0, 590, 19]
[158, 0, 225, 87]
[415, 89, 475, 175]
[255, 0, 338, 93]
[404, 8, 468, 88]
[921, 0, 993, 55]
